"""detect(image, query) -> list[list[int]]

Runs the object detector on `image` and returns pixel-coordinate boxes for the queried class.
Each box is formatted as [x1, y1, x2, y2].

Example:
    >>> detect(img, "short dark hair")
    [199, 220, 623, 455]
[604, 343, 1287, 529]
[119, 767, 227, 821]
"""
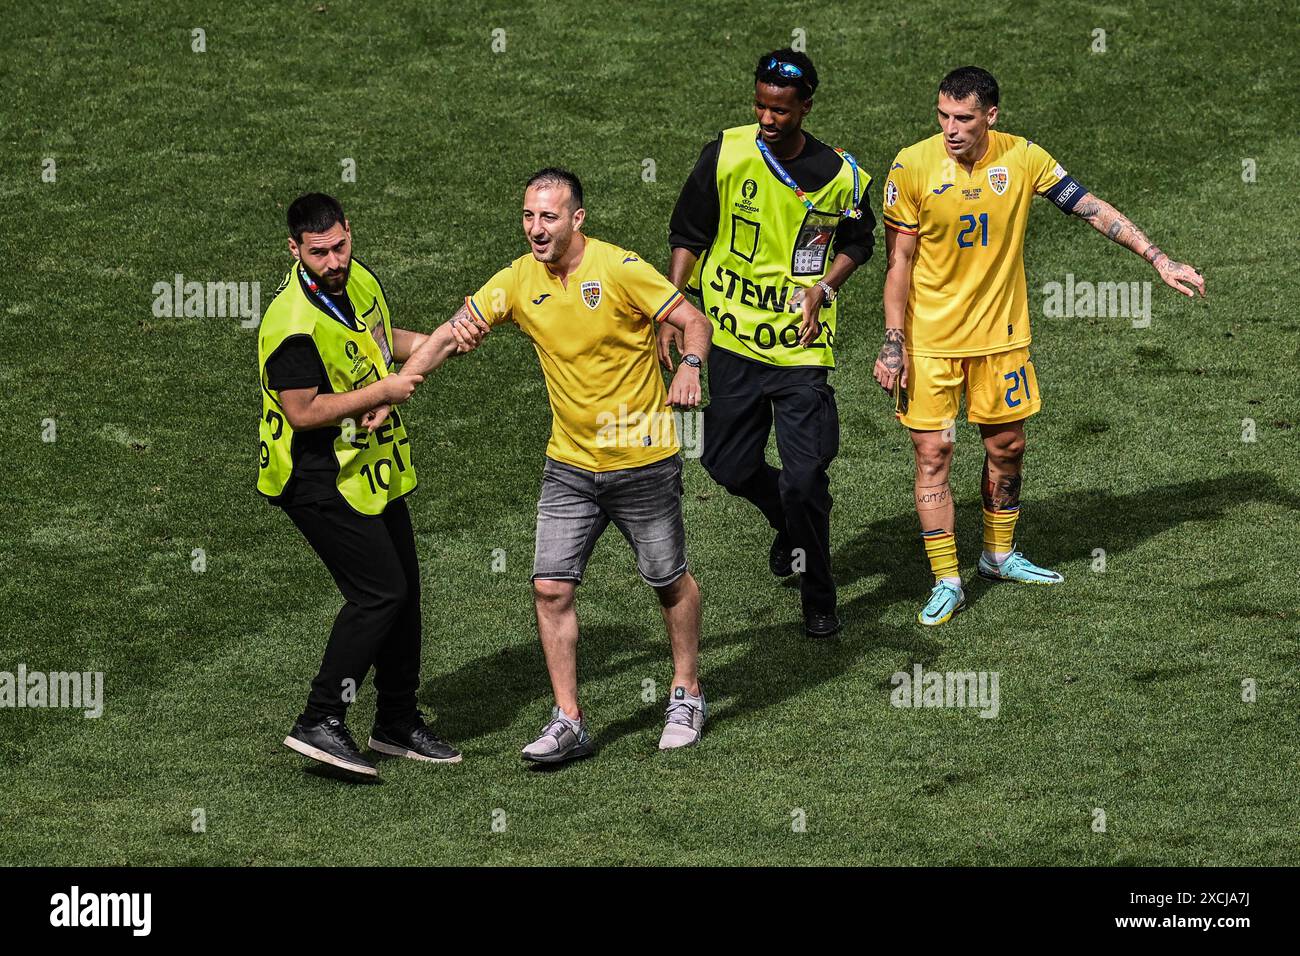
[525, 167, 584, 211]
[938, 66, 999, 109]
[287, 193, 346, 242]
[754, 48, 818, 100]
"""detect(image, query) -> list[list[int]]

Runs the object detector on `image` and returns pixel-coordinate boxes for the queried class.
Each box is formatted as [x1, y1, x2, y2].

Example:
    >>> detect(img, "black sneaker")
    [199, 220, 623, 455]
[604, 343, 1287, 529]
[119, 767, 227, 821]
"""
[369, 714, 463, 764]
[284, 716, 377, 777]
[804, 609, 842, 639]
[769, 532, 795, 577]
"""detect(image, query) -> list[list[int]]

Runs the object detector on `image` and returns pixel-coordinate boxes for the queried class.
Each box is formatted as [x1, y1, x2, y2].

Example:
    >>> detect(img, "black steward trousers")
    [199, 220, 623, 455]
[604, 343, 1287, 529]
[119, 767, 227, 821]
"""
[283, 495, 422, 727]
[701, 347, 841, 614]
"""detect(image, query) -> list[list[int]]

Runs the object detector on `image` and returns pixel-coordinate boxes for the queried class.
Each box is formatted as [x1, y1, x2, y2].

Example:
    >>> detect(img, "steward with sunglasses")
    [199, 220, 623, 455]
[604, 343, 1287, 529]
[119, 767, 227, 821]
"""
[662, 48, 875, 638]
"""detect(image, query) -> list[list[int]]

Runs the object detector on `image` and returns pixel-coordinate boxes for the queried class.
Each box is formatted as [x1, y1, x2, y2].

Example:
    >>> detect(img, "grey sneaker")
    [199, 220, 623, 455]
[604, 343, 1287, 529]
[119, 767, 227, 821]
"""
[521, 707, 594, 764]
[658, 686, 706, 750]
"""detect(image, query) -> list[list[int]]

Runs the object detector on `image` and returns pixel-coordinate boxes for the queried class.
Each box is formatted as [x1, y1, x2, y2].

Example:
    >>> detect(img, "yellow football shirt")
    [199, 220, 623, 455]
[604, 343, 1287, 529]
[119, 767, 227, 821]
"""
[467, 236, 686, 472]
[883, 130, 1067, 357]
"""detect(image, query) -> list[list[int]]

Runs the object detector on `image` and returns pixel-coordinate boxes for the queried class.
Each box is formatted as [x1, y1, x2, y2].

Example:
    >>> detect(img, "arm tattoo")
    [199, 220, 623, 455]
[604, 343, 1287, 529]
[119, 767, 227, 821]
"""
[1115, 215, 1161, 265]
[1108, 215, 1150, 246]
[880, 328, 905, 372]
[1075, 193, 1168, 269]
[1073, 199, 1102, 221]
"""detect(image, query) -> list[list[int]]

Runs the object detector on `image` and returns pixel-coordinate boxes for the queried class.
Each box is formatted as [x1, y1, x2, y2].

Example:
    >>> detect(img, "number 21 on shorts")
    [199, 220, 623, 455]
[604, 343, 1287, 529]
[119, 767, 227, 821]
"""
[1004, 365, 1031, 408]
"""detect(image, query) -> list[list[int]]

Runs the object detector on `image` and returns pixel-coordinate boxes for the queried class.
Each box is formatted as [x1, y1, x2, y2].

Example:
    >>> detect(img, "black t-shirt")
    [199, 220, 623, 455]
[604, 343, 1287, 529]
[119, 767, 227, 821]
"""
[669, 131, 876, 264]
[263, 292, 356, 506]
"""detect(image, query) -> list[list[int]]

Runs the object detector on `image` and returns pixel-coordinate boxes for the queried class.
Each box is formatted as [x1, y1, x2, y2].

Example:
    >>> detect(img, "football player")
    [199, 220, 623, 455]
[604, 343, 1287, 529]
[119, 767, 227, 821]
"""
[874, 66, 1205, 626]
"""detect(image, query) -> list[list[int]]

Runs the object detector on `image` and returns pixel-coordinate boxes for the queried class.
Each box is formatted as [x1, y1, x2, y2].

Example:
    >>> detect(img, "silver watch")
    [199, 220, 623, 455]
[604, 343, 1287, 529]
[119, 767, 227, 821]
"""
[816, 280, 837, 302]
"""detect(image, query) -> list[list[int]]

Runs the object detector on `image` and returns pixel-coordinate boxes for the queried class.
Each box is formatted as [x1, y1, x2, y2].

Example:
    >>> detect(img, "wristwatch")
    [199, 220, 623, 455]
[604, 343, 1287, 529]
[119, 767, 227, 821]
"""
[681, 353, 703, 369]
[816, 280, 838, 302]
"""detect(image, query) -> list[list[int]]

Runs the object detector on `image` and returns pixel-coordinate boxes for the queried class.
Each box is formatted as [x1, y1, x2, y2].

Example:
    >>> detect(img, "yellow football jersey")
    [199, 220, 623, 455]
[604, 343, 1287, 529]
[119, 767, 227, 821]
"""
[883, 130, 1073, 357]
[467, 236, 685, 472]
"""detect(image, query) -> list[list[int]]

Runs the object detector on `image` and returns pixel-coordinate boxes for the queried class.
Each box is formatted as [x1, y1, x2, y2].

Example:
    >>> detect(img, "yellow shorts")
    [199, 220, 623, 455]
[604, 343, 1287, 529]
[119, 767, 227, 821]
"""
[896, 347, 1041, 430]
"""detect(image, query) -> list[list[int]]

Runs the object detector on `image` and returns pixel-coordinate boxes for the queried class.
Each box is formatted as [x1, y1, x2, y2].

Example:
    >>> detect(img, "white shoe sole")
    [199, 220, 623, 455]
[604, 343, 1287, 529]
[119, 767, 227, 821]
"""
[521, 742, 595, 764]
[658, 731, 703, 750]
[978, 566, 1063, 585]
[283, 735, 378, 777]
[368, 736, 463, 764]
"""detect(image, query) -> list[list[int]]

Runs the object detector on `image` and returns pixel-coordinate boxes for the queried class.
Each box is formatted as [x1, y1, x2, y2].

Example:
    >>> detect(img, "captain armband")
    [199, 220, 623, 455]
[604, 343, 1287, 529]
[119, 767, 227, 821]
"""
[1042, 175, 1088, 213]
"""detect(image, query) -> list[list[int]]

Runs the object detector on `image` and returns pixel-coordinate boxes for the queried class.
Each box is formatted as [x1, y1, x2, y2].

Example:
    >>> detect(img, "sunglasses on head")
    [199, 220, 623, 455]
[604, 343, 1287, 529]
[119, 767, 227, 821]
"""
[763, 57, 804, 79]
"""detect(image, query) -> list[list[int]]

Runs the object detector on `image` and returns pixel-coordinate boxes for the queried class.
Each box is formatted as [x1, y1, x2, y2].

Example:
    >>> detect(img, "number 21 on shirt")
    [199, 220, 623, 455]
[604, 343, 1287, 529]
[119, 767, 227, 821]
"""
[956, 213, 989, 248]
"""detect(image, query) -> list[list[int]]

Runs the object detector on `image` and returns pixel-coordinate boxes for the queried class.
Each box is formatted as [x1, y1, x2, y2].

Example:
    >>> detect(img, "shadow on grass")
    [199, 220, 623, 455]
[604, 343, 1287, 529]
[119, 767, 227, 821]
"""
[425, 472, 1296, 748]
[420, 624, 661, 743]
[835, 471, 1300, 616]
[422, 610, 935, 751]
[303, 763, 382, 786]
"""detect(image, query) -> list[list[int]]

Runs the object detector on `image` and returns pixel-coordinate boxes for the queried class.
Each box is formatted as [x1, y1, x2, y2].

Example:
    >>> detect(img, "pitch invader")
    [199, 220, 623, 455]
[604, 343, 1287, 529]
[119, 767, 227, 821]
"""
[873, 67, 1205, 626]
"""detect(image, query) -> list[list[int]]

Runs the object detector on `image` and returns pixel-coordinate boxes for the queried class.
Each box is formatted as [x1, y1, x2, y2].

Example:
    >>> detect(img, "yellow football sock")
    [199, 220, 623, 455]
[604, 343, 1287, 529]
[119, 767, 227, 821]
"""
[921, 530, 959, 582]
[982, 507, 1019, 559]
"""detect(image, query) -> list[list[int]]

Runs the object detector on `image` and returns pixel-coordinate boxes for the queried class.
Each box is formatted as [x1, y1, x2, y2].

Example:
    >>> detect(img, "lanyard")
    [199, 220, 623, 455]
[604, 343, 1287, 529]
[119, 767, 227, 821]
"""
[299, 266, 361, 330]
[755, 134, 863, 220]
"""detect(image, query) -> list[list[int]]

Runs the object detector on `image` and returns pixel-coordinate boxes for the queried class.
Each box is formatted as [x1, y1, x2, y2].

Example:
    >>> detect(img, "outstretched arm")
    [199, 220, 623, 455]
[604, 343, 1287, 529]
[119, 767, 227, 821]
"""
[1070, 193, 1206, 298]
[360, 304, 489, 431]
[390, 328, 428, 364]
[401, 303, 489, 377]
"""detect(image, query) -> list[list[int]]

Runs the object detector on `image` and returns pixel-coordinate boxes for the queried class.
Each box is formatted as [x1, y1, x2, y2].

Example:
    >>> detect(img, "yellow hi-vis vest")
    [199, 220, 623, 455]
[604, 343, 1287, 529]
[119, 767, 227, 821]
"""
[257, 258, 417, 515]
[690, 123, 867, 368]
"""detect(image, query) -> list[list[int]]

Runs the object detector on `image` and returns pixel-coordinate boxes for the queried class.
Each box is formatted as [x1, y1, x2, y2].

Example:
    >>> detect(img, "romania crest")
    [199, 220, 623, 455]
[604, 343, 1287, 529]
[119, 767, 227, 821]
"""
[581, 280, 602, 310]
[988, 166, 1010, 196]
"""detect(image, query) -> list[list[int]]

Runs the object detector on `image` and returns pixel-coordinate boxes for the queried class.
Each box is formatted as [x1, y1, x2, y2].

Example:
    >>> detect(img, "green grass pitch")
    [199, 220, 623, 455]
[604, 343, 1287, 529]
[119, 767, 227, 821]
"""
[2, 0, 1297, 865]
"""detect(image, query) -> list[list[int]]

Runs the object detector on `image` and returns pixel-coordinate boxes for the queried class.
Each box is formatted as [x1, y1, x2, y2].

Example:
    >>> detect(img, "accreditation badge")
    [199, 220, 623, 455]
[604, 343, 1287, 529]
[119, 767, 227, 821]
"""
[792, 210, 838, 276]
[361, 298, 394, 368]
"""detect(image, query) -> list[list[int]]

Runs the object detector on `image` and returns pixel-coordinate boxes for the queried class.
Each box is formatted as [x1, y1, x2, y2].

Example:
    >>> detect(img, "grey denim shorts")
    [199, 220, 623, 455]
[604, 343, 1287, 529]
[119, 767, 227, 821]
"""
[533, 453, 687, 588]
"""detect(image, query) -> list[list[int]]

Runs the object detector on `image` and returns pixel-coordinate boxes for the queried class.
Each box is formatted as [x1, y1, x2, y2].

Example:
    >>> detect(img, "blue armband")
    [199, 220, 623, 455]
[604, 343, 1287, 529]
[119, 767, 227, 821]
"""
[1043, 175, 1087, 213]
